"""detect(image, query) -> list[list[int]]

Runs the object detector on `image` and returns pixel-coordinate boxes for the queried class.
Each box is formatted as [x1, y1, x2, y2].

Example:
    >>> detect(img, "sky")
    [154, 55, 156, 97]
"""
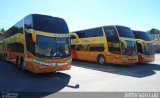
[0, 0, 160, 32]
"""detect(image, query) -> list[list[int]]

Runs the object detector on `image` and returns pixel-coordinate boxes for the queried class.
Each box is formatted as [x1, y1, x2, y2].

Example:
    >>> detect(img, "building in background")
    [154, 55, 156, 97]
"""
[148, 28, 160, 53]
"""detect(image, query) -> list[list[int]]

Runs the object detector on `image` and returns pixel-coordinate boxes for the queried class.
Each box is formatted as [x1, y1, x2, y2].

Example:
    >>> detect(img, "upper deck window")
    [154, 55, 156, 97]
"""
[32, 14, 69, 34]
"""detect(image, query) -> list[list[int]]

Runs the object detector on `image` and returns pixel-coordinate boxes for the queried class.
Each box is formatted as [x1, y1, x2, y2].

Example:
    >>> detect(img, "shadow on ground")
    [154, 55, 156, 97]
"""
[72, 60, 160, 78]
[0, 60, 72, 98]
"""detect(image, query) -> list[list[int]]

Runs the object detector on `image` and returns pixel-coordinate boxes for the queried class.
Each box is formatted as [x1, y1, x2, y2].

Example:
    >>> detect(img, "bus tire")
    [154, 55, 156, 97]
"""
[19, 57, 25, 71]
[97, 55, 106, 65]
[16, 57, 19, 66]
[5, 54, 8, 61]
[2, 54, 5, 61]
[21, 61, 25, 72]
[18, 58, 21, 70]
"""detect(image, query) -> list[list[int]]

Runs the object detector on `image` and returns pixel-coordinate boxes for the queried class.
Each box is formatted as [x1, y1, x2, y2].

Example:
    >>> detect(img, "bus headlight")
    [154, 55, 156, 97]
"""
[66, 58, 72, 63]
[35, 67, 44, 71]
[33, 59, 72, 66]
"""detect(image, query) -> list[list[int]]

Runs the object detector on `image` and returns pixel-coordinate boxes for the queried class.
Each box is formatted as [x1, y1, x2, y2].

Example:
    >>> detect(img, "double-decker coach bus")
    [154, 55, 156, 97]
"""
[0, 14, 72, 73]
[132, 30, 155, 63]
[71, 25, 138, 65]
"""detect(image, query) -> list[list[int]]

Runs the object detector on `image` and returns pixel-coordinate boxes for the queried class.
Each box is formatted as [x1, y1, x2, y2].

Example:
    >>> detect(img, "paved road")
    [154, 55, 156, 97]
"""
[61, 55, 160, 92]
[0, 54, 160, 97]
[0, 61, 71, 97]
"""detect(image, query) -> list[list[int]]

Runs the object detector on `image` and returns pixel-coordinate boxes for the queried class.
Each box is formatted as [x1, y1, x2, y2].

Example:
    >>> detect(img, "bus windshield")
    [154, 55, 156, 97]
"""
[116, 26, 135, 38]
[133, 31, 151, 41]
[35, 35, 71, 58]
[33, 14, 69, 34]
[143, 43, 154, 55]
[121, 40, 137, 56]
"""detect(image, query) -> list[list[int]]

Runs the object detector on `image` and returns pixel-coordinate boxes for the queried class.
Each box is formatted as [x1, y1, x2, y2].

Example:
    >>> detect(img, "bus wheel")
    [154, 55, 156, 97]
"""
[21, 61, 25, 72]
[97, 55, 106, 65]
[5, 54, 8, 61]
[16, 57, 19, 66]
[18, 57, 25, 71]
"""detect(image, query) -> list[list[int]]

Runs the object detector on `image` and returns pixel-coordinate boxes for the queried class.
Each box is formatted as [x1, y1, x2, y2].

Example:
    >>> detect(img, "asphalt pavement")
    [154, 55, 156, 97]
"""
[0, 54, 160, 97]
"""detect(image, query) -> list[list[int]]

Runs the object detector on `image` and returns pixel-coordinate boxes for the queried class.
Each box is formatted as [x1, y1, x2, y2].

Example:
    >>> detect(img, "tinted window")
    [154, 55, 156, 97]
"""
[35, 35, 71, 58]
[136, 42, 143, 53]
[26, 33, 35, 54]
[116, 26, 135, 38]
[133, 31, 151, 41]
[104, 26, 119, 42]
[75, 28, 103, 38]
[88, 44, 104, 52]
[75, 45, 88, 51]
[143, 43, 154, 55]
[33, 14, 69, 34]
[121, 40, 137, 56]
[75, 44, 104, 52]
[71, 45, 76, 50]
[7, 43, 24, 53]
[104, 26, 120, 54]
[6, 20, 23, 38]
[24, 15, 33, 29]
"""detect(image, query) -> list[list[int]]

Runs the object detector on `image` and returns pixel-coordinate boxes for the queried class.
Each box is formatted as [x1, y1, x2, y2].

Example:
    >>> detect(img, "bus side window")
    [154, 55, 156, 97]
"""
[89, 47, 95, 51]
[71, 45, 76, 50]
[5, 20, 23, 38]
[75, 45, 87, 51]
[98, 46, 104, 52]
[7, 43, 24, 53]
[24, 15, 33, 29]
[25, 33, 35, 54]
[71, 36, 75, 39]
[88, 44, 104, 52]
[75, 28, 103, 38]
[75, 46, 81, 51]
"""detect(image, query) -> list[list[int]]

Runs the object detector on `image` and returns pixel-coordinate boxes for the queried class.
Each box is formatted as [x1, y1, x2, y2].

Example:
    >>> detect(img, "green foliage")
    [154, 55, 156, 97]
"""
[1, 28, 5, 33]
[0, 28, 5, 35]
[149, 28, 160, 34]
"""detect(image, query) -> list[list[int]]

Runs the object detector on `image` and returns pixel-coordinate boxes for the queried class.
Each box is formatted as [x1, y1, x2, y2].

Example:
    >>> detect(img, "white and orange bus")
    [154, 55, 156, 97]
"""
[71, 25, 138, 65]
[0, 14, 72, 73]
[132, 30, 155, 63]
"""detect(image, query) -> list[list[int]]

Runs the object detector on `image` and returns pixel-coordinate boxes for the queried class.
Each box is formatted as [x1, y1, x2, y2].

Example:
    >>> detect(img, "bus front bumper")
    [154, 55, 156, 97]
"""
[25, 59, 72, 74]
[119, 56, 138, 65]
[138, 54, 155, 63]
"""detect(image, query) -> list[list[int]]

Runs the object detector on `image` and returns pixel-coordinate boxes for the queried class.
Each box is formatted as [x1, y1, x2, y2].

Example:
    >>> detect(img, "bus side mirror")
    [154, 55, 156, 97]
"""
[143, 42, 147, 47]
[70, 33, 80, 44]
[76, 38, 80, 44]
[31, 32, 36, 42]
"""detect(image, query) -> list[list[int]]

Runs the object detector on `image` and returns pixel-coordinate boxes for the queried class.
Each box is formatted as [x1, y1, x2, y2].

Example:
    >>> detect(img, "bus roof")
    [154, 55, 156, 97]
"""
[24, 14, 64, 20]
[132, 30, 151, 41]
[71, 25, 130, 33]
[5, 14, 68, 34]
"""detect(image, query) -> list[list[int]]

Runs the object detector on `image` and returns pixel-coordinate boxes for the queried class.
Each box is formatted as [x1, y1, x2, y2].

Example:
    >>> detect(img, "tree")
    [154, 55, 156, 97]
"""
[0, 28, 5, 33]
[0, 28, 5, 35]
[149, 28, 160, 34]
